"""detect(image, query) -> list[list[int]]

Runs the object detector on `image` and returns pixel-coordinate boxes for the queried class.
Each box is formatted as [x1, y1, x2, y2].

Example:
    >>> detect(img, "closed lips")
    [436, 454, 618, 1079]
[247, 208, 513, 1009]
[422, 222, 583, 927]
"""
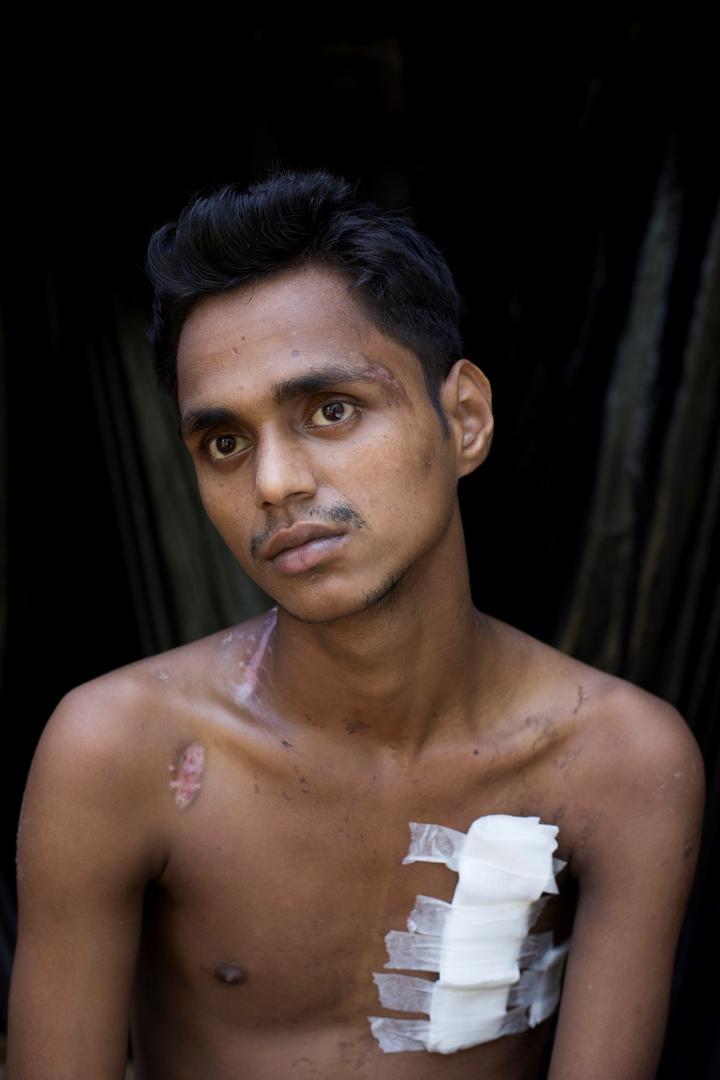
[264, 524, 345, 560]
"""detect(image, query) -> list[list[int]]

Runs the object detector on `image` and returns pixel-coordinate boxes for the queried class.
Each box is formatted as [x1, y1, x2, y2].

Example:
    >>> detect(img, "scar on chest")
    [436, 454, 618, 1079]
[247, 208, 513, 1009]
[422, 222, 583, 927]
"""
[214, 963, 248, 985]
[168, 741, 205, 809]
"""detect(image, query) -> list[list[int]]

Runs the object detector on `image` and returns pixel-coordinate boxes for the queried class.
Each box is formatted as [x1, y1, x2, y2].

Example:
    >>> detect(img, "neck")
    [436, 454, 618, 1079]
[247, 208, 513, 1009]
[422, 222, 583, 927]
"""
[260, 510, 501, 751]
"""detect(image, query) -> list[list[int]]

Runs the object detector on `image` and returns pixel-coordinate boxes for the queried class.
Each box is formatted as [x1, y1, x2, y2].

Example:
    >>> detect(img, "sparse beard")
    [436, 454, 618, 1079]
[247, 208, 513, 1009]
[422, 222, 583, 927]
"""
[275, 561, 412, 625]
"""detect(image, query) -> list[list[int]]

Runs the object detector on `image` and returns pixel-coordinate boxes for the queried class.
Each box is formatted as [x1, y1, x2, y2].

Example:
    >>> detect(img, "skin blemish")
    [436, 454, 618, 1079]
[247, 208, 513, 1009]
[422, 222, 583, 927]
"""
[525, 713, 554, 752]
[242, 617, 274, 690]
[358, 358, 412, 408]
[554, 743, 583, 771]
[214, 963, 248, 985]
[303, 712, 325, 729]
[573, 685, 589, 714]
[168, 742, 205, 809]
[281, 739, 294, 749]
[653, 772, 681, 816]
[345, 718, 368, 735]
[291, 349, 300, 356]
[293, 764, 312, 792]
[228, 609, 277, 707]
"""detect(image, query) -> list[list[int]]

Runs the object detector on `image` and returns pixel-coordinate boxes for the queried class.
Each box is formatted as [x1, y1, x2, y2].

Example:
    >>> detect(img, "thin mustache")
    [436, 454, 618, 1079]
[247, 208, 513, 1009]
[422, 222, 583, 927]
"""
[251, 507, 366, 560]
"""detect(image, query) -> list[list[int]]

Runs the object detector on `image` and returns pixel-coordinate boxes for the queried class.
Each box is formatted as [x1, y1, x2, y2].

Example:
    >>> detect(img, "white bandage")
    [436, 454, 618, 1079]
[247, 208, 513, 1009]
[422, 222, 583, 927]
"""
[368, 814, 571, 1054]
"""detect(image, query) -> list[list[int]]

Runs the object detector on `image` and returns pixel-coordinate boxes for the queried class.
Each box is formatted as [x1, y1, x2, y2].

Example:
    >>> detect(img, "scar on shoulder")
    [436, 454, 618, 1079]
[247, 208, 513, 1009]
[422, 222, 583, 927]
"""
[168, 741, 205, 809]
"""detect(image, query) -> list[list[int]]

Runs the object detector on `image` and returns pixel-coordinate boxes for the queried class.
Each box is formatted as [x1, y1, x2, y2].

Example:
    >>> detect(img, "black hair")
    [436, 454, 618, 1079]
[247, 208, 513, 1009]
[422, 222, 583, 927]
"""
[144, 167, 465, 437]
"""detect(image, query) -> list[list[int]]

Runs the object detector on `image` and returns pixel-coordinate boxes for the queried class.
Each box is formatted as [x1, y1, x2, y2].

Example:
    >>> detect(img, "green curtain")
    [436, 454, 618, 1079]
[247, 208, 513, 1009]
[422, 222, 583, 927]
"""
[557, 152, 720, 737]
[85, 291, 271, 655]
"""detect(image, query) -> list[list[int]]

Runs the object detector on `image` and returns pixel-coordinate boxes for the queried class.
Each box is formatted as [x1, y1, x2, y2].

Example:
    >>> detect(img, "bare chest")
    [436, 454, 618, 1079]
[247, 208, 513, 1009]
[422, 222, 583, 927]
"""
[131, 718, 580, 1074]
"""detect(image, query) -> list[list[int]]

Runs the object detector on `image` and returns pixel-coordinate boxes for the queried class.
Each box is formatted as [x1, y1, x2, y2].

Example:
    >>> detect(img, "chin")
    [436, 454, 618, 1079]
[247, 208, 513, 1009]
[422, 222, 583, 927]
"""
[271, 563, 411, 625]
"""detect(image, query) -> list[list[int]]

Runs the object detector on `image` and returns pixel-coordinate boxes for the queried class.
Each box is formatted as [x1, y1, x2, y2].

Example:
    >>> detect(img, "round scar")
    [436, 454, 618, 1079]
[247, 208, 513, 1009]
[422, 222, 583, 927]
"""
[214, 963, 248, 985]
[168, 742, 205, 809]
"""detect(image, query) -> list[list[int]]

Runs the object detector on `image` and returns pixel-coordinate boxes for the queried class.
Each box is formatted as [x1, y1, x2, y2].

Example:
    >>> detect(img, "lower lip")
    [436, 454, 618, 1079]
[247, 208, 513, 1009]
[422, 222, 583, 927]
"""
[269, 534, 349, 575]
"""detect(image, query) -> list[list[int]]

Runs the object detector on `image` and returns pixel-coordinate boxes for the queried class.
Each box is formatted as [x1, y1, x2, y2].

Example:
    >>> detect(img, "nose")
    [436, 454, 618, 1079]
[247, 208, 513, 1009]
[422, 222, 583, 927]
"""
[253, 429, 318, 509]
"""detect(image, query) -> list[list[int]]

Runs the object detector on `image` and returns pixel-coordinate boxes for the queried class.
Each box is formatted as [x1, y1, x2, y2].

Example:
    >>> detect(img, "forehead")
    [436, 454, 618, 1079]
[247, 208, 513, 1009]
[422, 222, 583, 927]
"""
[176, 265, 422, 408]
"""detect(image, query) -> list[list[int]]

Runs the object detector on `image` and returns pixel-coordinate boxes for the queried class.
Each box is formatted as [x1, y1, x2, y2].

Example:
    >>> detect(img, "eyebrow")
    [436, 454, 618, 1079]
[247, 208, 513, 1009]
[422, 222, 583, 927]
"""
[178, 361, 406, 442]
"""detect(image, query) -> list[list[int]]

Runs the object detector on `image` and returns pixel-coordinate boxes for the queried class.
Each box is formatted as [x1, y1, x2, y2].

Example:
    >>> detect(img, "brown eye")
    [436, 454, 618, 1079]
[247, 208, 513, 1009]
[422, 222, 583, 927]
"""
[207, 434, 249, 461]
[310, 401, 357, 426]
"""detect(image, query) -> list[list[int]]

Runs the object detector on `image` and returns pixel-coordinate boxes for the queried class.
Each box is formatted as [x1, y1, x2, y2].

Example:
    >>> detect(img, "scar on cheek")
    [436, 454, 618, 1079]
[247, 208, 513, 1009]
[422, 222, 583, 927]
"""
[168, 742, 205, 809]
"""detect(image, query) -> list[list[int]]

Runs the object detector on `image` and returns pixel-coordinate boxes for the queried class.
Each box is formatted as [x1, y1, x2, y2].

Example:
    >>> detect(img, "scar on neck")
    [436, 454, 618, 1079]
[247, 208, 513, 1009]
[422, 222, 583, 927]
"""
[214, 963, 248, 985]
[168, 742, 205, 809]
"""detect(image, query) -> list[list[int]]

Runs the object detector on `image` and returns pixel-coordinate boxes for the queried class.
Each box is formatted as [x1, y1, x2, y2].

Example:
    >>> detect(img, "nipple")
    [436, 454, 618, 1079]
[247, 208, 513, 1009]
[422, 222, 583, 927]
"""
[214, 963, 248, 985]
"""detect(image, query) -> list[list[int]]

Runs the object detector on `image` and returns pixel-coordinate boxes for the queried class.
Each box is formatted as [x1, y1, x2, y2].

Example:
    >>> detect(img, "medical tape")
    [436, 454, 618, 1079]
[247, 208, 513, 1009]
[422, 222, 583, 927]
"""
[368, 814, 571, 1055]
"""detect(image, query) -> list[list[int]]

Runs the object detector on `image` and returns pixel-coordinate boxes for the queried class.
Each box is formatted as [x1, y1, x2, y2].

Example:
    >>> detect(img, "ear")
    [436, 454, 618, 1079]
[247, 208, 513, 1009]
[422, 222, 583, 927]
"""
[439, 359, 494, 479]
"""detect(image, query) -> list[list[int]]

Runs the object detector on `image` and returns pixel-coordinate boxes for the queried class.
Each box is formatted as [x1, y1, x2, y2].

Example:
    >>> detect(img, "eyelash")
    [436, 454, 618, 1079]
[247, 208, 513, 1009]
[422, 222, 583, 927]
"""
[200, 399, 361, 462]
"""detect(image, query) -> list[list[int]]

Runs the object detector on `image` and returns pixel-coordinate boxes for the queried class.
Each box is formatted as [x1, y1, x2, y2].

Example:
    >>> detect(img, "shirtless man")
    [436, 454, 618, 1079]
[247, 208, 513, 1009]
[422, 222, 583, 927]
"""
[8, 168, 705, 1079]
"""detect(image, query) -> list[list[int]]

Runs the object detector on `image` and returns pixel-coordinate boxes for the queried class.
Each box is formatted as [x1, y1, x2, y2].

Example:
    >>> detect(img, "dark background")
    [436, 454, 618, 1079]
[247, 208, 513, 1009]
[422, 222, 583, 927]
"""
[1, 13, 718, 1075]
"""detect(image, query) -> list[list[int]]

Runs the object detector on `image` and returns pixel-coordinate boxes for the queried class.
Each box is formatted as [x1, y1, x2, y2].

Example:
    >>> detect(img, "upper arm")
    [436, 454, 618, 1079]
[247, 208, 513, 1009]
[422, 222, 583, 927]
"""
[548, 687, 706, 1080]
[7, 682, 167, 1080]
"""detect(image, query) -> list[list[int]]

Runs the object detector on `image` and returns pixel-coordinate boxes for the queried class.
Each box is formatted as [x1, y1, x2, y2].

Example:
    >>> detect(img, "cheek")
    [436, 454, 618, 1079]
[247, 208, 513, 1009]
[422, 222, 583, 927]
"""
[367, 428, 434, 475]
[199, 478, 228, 517]
[360, 435, 452, 517]
[389, 430, 448, 487]
[198, 477, 245, 536]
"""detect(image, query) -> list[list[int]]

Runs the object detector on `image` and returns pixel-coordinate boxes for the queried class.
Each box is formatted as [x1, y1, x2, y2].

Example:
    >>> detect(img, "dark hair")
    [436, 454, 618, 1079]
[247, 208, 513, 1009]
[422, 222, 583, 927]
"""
[144, 167, 464, 437]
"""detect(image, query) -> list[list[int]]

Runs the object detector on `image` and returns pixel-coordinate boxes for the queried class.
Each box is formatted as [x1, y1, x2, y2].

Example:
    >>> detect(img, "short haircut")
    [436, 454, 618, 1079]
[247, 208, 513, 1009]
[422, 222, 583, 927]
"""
[144, 167, 465, 437]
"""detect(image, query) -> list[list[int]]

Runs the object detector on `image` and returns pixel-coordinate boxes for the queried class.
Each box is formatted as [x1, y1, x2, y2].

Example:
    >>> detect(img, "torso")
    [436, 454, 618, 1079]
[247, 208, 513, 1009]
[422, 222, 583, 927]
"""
[115, 608, 616, 1079]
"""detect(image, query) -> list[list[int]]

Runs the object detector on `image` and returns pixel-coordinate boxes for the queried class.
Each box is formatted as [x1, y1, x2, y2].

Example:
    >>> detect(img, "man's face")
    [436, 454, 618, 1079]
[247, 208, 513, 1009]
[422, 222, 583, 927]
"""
[177, 264, 462, 623]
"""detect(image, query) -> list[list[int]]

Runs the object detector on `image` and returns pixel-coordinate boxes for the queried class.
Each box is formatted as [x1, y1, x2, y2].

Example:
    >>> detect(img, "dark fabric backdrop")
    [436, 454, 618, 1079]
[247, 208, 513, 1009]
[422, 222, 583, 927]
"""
[1, 14, 718, 1075]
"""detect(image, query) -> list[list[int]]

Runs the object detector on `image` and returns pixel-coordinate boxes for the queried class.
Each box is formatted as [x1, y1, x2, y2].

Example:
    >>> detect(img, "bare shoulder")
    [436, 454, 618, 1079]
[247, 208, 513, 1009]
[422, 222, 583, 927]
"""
[571, 670, 705, 872]
[45, 610, 271, 742]
[523, 645, 708, 1075]
[496, 615, 704, 774]
[18, 663, 172, 888]
[23, 618, 242, 803]
[485, 616, 706, 873]
[8, 624, 268, 1078]
[574, 666, 706, 780]
[28, 609, 274, 803]
[528, 635, 706, 880]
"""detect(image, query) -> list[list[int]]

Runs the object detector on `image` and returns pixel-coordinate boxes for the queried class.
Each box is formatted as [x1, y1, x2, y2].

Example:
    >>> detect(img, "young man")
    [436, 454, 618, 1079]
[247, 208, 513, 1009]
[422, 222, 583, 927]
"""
[8, 169, 705, 1079]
